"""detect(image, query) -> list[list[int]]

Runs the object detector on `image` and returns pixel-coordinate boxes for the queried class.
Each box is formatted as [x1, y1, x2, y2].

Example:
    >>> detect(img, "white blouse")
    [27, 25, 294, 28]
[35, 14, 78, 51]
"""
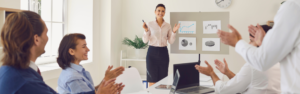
[143, 20, 176, 47]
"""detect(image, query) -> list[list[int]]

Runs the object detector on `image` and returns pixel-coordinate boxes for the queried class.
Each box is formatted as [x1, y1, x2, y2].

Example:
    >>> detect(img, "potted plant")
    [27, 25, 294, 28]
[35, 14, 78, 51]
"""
[122, 35, 148, 58]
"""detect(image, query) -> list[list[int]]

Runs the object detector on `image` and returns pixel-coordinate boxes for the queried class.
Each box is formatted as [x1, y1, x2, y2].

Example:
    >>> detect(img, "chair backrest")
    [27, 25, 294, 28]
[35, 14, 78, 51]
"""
[115, 67, 145, 93]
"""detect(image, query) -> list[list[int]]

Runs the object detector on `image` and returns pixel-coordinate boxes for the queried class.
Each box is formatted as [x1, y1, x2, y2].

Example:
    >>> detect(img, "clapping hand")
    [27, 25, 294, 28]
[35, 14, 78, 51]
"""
[195, 61, 214, 76]
[215, 59, 230, 75]
[248, 24, 266, 46]
[218, 24, 242, 47]
[97, 79, 119, 94]
[104, 65, 125, 81]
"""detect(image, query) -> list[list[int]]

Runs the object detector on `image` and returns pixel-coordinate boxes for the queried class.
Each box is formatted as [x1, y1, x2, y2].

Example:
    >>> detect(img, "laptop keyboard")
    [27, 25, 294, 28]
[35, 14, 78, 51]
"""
[179, 86, 209, 93]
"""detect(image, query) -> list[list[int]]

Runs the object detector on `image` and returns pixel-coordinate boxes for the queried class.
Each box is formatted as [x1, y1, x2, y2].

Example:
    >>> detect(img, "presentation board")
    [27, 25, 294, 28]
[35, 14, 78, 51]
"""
[170, 12, 229, 54]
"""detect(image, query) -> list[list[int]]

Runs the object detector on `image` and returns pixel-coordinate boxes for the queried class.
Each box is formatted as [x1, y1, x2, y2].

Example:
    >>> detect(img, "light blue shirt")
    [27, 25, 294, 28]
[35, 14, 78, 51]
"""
[58, 63, 95, 94]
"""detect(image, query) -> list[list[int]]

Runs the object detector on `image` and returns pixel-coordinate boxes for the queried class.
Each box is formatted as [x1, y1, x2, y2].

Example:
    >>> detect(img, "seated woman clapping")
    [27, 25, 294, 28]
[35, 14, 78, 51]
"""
[56, 33, 125, 94]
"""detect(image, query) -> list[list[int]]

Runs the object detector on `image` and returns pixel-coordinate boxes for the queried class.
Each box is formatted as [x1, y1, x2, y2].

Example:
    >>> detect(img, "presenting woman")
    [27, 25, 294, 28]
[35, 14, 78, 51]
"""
[142, 4, 180, 86]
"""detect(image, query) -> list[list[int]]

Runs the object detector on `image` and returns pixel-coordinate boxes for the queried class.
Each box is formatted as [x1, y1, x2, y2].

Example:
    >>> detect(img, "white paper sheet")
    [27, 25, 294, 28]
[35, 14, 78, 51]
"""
[203, 20, 221, 34]
[179, 37, 196, 50]
[178, 21, 196, 34]
[202, 38, 220, 51]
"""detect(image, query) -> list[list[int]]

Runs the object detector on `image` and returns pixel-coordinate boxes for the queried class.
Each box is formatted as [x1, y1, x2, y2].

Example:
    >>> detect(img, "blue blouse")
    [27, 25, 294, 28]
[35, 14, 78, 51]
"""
[58, 63, 95, 94]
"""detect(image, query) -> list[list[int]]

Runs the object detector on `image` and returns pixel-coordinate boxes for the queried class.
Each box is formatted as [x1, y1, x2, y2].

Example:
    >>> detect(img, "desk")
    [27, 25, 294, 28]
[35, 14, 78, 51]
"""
[146, 73, 224, 94]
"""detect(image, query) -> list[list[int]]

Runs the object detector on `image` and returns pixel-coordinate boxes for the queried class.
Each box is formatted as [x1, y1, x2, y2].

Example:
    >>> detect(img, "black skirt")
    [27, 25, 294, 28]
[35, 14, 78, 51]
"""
[146, 46, 169, 82]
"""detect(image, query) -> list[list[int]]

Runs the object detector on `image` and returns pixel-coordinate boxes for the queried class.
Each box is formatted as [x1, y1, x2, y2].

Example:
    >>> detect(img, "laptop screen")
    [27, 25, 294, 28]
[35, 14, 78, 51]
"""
[173, 62, 200, 90]
[170, 69, 180, 94]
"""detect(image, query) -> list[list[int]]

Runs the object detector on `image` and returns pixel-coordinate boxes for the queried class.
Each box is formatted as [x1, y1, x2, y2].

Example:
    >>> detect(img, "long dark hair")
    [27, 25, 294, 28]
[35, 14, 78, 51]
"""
[57, 33, 86, 69]
[1, 11, 45, 69]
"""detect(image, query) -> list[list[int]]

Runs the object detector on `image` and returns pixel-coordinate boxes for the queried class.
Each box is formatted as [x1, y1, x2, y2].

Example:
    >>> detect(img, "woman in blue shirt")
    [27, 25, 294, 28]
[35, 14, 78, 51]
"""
[56, 33, 125, 94]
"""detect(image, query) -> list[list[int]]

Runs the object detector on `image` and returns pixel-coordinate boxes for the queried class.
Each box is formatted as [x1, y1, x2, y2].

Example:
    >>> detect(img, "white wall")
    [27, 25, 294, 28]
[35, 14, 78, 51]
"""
[121, 0, 283, 76]
[44, 0, 125, 89]
[44, 0, 109, 89]
[67, 0, 93, 61]
[0, 0, 20, 9]
[111, 0, 123, 67]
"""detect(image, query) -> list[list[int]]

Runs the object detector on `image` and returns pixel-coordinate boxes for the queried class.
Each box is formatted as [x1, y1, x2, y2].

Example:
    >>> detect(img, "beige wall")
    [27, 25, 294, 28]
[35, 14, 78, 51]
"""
[111, 0, 123, 67]
[0, 10, 4, 48]
[0, 0, 20, 9]
[121, 0, 283, 76]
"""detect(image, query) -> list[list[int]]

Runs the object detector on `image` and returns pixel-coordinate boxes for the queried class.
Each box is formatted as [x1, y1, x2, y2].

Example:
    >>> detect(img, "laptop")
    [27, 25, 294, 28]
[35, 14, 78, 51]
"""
[170, 69, 180, 94]
[172, 62, 215, 94]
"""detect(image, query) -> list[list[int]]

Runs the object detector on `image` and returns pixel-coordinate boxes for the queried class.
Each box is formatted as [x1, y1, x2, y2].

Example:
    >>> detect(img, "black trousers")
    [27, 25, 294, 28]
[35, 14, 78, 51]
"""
[146, 46, 169, 82]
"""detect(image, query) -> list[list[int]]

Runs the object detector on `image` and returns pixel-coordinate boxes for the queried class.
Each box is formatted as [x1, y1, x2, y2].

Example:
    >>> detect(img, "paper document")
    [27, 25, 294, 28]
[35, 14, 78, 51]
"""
[178, 21, 196, 34]
[203, 20, 221, 34]
[179, 37, 197, 50]
[202, 38, 220, 51]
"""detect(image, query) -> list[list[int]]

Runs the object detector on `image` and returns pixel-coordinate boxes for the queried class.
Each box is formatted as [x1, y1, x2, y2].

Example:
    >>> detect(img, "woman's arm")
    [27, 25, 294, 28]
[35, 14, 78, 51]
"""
[142, 22, 151, 43]
[168, 23, 180, 44]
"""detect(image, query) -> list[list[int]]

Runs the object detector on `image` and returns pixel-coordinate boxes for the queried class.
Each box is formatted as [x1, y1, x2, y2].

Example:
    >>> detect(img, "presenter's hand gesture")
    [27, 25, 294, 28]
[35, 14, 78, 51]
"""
[195, 61, 214, 77]
[97, 79, 119, 94]
[215, 59, 230, 75]
[218, 24, 242, 47]
[173, 23, 181, 33]
[143, 22, 148, 32]
[104, 65, 125, 81]
[248, 24, 266, 46]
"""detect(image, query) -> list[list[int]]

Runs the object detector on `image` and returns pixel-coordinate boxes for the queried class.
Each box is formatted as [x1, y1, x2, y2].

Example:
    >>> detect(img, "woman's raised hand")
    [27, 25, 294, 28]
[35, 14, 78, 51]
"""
[173, 23, 181, 33]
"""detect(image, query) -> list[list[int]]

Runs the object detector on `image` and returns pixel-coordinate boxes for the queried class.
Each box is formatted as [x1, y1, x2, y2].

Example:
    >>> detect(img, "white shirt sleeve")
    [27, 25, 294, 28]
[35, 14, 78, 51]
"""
[167, 27, 176, 44]
[142, 29, 151, 43]
[214, 64, 252, 94]
[235, 1, 300, 71]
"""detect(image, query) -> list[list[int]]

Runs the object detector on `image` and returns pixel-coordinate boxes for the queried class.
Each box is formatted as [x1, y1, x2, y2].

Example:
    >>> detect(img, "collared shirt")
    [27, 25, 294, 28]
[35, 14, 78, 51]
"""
[29, 61, 38, 72]
[215, 63, 281, 94]
[58, 63, 95, 94]
[143, 20, 176, 47]
[234, 0, 300, 93]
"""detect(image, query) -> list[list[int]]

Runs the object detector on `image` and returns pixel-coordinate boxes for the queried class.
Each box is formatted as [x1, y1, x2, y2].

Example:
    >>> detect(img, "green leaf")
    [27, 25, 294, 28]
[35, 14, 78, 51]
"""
[122, 35, 148, 49]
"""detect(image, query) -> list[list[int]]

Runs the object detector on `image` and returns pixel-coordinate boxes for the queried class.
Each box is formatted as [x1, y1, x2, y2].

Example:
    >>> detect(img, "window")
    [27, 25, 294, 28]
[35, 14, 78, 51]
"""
[23, 0, 67, 64]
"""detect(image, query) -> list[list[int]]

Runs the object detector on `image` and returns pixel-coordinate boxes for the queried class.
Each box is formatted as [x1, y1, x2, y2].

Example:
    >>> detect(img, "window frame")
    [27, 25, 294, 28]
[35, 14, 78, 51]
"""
[29, 0, 68, 65]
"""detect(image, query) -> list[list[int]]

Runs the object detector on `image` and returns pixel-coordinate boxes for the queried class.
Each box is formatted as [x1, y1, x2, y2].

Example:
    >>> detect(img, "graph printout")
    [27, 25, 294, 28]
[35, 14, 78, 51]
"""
[178, 21, 196, 34]
[203, 20, 221, 34]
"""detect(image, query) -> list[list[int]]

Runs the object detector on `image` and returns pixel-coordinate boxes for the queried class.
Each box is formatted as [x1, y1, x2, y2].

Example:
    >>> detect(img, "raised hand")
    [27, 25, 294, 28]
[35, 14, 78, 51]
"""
[143, 22, 148, 32]
[104, 65, 125, 81]
[218, 24, 242, 47]
[248, 24, 266, 46]
[195, 61, 214, 76]
[173, 23, 181, 33]
[215, 59, 230, 75]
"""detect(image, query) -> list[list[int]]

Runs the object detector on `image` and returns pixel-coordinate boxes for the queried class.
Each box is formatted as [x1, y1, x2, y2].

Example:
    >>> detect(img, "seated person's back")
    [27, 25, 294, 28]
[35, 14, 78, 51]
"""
[0, 66, 56, 94]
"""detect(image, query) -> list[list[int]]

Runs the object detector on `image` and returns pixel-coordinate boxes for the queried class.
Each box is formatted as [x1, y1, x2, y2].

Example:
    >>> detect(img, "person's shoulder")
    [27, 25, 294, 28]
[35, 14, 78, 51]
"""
[59, 67, 83, 83]
[0, 66, 24, 79]
[0, 66, 27, 93]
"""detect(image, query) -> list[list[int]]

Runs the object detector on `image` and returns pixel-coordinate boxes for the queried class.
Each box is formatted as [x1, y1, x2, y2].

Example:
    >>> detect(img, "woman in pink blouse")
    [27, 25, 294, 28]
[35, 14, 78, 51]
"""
[142, 4, 180, 86]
